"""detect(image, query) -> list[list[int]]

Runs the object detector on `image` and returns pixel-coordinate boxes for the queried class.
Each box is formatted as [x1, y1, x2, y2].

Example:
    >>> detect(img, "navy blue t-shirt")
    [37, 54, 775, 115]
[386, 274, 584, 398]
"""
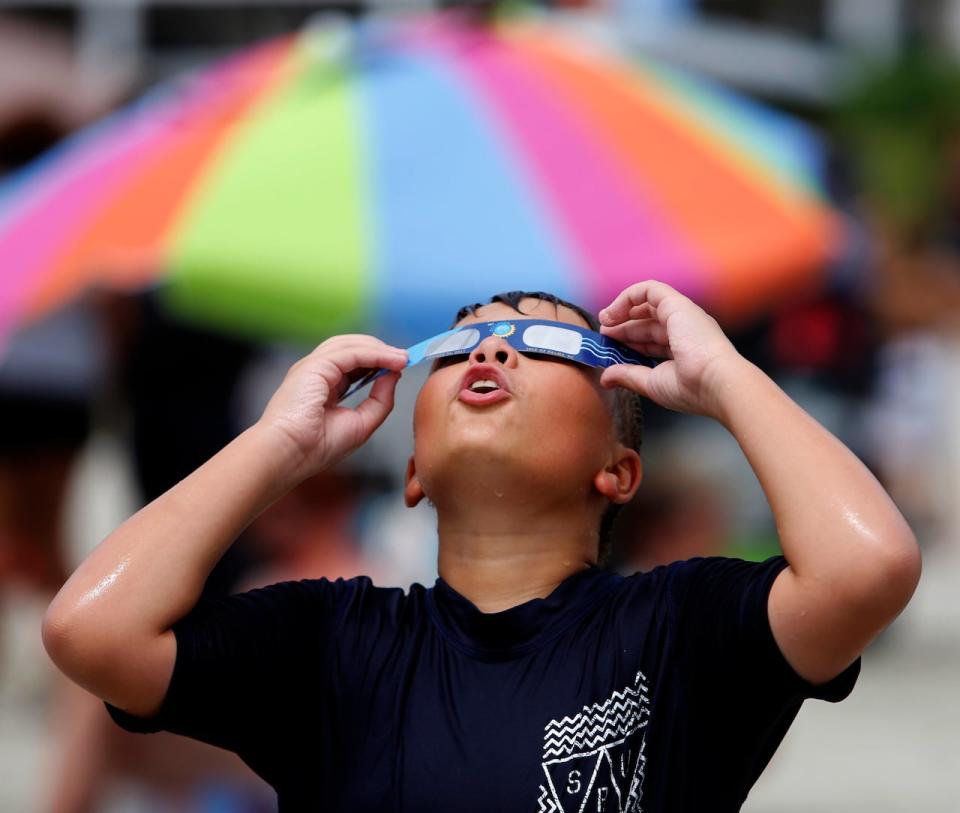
[106, 555, 860, 812]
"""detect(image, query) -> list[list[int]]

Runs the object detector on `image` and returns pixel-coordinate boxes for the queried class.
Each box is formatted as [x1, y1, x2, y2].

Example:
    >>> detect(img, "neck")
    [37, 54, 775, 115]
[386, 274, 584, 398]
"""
[435, 500, 600, 613]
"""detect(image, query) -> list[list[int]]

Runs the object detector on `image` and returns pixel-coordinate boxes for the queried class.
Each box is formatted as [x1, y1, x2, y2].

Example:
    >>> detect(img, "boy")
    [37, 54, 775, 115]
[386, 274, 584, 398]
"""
[43, 280, 920, 811]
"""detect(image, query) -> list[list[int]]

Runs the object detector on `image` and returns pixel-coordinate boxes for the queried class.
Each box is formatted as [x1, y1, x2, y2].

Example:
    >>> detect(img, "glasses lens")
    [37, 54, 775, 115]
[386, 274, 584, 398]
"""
[521, 324, 583, 356]
[424, 327, 481, 359]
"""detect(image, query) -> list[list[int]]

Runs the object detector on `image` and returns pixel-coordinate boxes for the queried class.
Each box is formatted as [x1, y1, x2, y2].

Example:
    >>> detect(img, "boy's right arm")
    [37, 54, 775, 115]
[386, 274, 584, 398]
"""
[42, 335, 407, 718]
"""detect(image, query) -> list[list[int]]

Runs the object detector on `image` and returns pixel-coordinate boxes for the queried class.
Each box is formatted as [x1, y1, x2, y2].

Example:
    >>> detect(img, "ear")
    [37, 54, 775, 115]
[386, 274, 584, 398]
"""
[593, 446, 642, 505]
[403, 454, 426, 508]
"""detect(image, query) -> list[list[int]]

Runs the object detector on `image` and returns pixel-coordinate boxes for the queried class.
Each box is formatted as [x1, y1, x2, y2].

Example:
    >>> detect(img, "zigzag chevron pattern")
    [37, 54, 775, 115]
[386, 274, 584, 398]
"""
[624, 736, 649, 813]
[542, 705, 644, 759]
[542, 672, 649, 760]
[537, 784, 560, 813]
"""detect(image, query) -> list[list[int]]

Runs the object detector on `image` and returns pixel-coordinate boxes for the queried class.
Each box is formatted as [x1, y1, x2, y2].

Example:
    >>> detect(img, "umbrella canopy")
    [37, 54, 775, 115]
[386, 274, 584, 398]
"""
[0, 11, 839, 349]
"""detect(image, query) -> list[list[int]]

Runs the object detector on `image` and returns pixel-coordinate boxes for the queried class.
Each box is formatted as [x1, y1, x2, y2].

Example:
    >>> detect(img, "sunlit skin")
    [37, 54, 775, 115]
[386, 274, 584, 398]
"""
[403, 299, 642, 612]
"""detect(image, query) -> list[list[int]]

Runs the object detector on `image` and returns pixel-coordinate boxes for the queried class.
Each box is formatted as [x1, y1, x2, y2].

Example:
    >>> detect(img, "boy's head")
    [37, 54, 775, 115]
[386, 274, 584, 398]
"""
[403, 291, 644, 564]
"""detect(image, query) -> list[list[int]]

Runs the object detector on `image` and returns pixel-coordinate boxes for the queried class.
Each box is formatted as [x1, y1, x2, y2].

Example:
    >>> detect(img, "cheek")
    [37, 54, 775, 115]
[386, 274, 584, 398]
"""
[411, 387, 433, 441]
[412, 377, 448, 448]
[544, 366, 605, 411]
[533, 373, 615, 445]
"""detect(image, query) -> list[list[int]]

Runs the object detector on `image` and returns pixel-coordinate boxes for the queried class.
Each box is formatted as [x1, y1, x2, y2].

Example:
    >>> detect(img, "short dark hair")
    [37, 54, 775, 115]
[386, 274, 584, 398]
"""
[452, 291, 644, 565]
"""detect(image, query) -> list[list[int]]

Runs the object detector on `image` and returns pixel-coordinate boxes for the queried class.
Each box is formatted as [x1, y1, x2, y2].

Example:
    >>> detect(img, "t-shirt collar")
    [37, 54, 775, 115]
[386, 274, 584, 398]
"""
[427, 565, 618, 660]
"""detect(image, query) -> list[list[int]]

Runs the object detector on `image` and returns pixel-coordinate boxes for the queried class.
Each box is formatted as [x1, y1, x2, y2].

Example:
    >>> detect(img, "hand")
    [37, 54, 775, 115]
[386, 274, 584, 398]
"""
[257, 335, 408, 480]
[598, 280, 746, 420]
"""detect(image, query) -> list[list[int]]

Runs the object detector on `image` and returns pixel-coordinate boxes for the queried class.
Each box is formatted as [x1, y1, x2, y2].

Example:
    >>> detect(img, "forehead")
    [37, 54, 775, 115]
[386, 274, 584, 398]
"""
[456, 298, 592, 329]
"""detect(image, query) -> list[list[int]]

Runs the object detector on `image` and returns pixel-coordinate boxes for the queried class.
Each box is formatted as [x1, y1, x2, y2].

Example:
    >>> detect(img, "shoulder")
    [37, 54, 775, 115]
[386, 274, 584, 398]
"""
[655, 554, 787, 591]
[616, 555, 789, 621]
[295, 575, 431, 633]
[617, 554, 780, 591]
[183, 574, 429, 635]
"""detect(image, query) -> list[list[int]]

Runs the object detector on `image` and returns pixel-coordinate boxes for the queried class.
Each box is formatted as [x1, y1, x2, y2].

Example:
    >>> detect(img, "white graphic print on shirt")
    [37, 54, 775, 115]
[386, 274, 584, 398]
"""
[537, 671, 650, 813]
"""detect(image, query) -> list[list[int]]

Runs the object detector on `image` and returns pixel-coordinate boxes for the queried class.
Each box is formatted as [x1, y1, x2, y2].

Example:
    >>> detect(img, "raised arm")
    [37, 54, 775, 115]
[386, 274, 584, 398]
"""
[598, 281, 921, 685]
[703, 354, 919, 682]
[42, 336, 407, 717]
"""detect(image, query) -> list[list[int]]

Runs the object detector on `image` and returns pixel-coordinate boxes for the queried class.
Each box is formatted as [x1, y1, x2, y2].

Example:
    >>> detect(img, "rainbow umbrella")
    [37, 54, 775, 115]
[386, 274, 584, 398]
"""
[0, 12, 839, 349]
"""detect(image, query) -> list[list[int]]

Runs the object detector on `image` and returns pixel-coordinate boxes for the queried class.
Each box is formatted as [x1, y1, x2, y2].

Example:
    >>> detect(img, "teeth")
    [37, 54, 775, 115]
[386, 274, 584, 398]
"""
[469, 379, 500, 392]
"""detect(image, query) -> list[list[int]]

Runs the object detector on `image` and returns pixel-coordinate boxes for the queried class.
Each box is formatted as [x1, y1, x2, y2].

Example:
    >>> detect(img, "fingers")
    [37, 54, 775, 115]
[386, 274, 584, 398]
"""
[598, 280, 692, 327]
[601, 363, 654, 397]
[326, 370, 402, 454]
[314, 334, 408, 364]
[600, 317, 669, 347]
[600, 323, 672, 360]
[315, 333, 406, 350]
[310, 336, 408, 380]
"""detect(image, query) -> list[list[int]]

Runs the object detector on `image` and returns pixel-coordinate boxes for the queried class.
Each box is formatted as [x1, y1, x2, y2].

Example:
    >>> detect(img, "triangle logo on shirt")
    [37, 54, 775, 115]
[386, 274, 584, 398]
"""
[538, 671, 650, 813]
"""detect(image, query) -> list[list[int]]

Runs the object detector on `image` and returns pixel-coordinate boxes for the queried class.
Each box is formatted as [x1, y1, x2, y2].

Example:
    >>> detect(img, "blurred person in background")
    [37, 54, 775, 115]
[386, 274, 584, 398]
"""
[0, 326, 92, 596]
[0, 45, 111, 794]
[0, 301, 98, 751]
[0, 15, 127, 175]
[837, 49, 960, 546]
[0, 16, 280, 805]
[0, 7, 123, 610]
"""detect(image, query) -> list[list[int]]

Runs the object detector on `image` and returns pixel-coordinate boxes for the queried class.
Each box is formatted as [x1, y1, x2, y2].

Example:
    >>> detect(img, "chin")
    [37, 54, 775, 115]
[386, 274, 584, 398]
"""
[425, 435, 568, 492]
[442, 434, 518, 468]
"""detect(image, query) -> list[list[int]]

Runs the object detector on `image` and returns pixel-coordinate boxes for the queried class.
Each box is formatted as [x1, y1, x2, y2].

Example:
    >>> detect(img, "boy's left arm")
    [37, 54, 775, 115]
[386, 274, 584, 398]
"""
[599, 281, 922, 686]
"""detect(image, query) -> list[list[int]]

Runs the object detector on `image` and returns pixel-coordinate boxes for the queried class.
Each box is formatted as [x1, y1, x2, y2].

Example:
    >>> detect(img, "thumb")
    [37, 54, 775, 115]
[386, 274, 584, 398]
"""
[601, 364, 652, 398]
[352, 371, 401, 442]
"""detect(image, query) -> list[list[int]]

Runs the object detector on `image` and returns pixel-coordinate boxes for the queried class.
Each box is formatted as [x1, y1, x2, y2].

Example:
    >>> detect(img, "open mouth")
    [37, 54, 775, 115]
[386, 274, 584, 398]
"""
[457, 364, 512, 405]
[468, 379, 501, 394]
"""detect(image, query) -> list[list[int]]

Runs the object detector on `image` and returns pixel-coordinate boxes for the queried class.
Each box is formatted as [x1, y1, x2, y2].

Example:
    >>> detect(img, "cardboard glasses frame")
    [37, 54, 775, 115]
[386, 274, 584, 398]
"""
[339, 319, 659, 402]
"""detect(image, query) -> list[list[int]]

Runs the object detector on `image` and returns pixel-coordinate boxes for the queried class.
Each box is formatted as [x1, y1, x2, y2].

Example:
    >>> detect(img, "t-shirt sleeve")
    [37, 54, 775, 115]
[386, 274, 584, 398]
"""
[665, 555, 860, 704]
[104, 576, 366, 755]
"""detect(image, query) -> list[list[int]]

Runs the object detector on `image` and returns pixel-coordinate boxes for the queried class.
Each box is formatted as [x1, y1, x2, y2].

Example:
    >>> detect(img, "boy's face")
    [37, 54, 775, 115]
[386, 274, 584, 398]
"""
[404, 298, 638, 511]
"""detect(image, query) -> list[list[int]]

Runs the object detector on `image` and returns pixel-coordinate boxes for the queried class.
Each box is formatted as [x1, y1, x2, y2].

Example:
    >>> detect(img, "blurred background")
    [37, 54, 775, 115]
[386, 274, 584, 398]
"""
[0, 0, 958, 811]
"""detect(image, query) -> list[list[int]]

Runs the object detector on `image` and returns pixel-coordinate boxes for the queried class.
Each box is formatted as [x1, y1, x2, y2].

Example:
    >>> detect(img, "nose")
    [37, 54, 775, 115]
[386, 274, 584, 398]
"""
[468, 335, 519, 367]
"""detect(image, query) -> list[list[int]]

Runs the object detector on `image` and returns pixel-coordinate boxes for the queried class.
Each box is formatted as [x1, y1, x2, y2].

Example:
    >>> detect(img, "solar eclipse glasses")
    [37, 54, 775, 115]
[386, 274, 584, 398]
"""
[340, 319, 658, 401]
